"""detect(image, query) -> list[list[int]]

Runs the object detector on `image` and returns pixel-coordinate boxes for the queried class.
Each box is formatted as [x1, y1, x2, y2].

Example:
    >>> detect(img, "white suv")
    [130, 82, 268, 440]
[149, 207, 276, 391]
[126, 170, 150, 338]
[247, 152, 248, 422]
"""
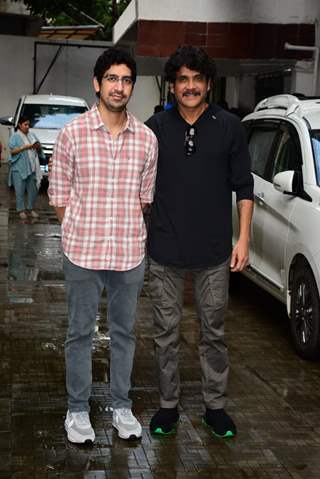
[0, 94, 89, 176]
[233, 94, 320, 360]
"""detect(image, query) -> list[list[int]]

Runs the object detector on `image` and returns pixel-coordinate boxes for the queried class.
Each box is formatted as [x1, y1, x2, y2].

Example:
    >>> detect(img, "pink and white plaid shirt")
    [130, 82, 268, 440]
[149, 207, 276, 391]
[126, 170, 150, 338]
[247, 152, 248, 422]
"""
[48, 104, 158, 271]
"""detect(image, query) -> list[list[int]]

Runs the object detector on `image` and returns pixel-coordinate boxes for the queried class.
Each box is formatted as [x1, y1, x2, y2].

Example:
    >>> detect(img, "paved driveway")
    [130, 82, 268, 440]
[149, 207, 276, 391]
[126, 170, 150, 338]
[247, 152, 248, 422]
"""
[1, 165, 320, 478]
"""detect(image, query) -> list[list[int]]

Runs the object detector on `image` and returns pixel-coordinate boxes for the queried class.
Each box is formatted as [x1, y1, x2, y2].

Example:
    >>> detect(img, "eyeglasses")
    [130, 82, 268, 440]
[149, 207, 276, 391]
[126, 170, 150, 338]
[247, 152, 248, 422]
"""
[184, 125, 197, 157]
[102, 74, 134, 86]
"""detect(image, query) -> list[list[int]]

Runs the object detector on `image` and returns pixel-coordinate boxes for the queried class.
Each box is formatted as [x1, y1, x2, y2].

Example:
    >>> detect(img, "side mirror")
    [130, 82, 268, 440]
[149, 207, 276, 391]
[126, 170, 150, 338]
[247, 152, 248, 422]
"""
[273, 170, 312, 202]
[0, 116, 13, 126]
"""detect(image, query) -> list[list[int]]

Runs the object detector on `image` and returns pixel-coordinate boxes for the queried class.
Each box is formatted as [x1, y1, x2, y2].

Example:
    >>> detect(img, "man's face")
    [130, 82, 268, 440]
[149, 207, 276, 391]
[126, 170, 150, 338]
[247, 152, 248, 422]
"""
[94, 63, 134, 113]
[170, 66, 210, 110]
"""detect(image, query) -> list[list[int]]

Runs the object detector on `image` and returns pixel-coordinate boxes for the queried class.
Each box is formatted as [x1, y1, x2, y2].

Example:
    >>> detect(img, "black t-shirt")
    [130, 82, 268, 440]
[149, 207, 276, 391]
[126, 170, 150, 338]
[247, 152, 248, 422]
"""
[145, 104, 253, 268]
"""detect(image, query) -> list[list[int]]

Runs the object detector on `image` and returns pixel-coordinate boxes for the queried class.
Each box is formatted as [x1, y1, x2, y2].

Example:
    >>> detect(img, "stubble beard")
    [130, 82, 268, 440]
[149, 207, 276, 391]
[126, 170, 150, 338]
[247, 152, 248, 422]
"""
[102, 94, 128, 113]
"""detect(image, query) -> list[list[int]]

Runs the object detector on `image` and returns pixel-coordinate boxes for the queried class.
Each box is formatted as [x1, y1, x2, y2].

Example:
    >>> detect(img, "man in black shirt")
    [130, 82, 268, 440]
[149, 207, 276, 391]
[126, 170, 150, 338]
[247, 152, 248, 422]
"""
[146, 45, 254, 438]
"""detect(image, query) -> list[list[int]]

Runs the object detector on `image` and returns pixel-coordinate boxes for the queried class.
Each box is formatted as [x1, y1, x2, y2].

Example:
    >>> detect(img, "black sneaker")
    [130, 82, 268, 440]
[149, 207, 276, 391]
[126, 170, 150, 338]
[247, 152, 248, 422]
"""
[202, 408, 237, 438]
[150, 407, 179, 435]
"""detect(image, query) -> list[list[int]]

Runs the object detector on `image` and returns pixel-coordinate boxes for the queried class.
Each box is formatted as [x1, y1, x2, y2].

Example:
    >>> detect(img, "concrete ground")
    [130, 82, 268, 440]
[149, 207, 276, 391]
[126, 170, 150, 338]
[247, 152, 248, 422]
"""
[1, 164, 320, 478]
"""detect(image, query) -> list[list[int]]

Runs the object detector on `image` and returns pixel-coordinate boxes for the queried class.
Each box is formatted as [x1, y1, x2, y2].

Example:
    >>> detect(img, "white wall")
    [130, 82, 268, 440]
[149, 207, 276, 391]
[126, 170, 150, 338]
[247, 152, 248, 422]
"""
[290, 61, 315, 95]
[113, 0, 137, 46]
[128, 76, 160, 121]
[0, 35, 105, 117]
[0, 34, 162, 160]
[123, 0, 320, 24]
[0, 34, 160, 122]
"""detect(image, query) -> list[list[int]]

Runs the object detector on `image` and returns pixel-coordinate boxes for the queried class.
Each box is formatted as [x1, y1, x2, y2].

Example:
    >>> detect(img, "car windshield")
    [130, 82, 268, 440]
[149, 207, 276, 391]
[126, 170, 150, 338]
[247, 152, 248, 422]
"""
[20, 104, 87, 129]
[311, 130, 320, 186]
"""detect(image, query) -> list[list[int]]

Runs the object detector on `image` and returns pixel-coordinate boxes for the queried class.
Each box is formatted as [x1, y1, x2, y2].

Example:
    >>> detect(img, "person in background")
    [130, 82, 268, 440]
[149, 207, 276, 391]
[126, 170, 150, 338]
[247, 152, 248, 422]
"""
[146, 45, 254, 438]
[48, 47, 158, 444]
[154, 104, 164, 114]
[8, 115, 44, 220]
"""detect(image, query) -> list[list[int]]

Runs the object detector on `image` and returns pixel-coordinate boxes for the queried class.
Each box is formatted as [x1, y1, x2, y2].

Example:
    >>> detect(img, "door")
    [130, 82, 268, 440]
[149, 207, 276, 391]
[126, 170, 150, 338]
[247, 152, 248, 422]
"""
[249, 120, 303, 289]
[234, 120, 280, 272]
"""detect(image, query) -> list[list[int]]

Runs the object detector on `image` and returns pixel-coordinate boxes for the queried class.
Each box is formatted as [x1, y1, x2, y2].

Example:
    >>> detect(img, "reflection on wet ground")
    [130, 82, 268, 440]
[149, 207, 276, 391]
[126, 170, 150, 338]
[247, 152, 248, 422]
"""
[1, 165, 320, 478]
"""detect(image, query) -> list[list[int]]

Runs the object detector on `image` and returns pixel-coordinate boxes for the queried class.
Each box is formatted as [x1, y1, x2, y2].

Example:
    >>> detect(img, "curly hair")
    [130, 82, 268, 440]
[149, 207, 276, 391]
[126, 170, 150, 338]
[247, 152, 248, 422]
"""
[93, 47, 136, 93]
[165, 45, 216, 83]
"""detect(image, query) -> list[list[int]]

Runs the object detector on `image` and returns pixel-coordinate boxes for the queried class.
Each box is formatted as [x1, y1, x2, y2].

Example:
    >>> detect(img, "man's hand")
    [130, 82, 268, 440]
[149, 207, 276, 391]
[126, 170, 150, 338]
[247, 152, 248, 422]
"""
[230, 238, 249, 272]
[231, 199, 254, 273]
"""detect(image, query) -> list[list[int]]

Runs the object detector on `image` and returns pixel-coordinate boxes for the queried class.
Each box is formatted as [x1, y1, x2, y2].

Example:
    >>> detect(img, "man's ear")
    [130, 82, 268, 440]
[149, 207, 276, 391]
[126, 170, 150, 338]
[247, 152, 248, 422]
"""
[169, 82, 175, 95]
[93, 77, 100, 95]
[207, 79, 212, 91]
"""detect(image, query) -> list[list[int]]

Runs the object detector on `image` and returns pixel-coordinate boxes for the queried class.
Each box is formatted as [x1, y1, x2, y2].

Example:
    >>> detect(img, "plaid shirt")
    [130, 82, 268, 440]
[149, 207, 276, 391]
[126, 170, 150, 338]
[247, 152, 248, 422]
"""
[48, 104, 158, 271]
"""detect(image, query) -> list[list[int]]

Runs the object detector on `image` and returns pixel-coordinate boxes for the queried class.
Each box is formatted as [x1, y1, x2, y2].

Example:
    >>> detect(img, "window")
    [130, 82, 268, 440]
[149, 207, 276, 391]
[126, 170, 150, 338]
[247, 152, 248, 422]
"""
[271, 123, 302, 178]
[246, 122, 279, 179]
[311, 130, 320, 186]
[20, 104, 87, 130]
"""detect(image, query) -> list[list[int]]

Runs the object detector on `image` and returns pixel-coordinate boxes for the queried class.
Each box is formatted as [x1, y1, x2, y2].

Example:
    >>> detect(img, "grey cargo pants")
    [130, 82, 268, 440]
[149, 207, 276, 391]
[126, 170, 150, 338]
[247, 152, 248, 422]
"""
[149, 257, 230, 409]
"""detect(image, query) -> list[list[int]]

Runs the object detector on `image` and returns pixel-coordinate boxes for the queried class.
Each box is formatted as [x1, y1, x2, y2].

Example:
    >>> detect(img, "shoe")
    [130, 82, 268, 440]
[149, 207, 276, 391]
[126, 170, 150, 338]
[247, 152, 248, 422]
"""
[112, 408, 142, 440]
[19, 211, 27, 220]
[29, 210, 39, 218]
[202, 408, 237, 438]
[150, 407, 179, 435]
[64, 410, 95, 443]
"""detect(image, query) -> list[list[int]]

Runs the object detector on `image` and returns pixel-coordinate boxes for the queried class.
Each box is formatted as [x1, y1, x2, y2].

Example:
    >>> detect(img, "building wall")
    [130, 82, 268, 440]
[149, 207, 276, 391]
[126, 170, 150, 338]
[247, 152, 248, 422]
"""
[0, 35, 100, 116]
[0, 34, 161, 160]
[135, 21, 315, 59]
[136, 0, 320, 24]
[129, 76, 160, 121]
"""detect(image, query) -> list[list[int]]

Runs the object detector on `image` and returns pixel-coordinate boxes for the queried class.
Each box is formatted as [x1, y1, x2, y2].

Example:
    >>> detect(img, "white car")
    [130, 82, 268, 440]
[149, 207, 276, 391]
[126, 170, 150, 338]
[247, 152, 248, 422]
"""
[0, 94, 89, 176]
[233, 94, 320, 360]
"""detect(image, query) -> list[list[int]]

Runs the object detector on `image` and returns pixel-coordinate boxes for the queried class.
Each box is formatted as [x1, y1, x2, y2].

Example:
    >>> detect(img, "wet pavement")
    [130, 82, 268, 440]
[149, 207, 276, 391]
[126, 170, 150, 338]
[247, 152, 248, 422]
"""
[1, 164, 320, 478]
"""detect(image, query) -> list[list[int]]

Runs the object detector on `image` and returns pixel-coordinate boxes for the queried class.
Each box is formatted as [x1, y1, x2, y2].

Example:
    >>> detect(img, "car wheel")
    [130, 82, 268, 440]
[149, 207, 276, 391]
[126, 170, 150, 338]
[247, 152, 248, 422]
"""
[290, 263, 320, 360]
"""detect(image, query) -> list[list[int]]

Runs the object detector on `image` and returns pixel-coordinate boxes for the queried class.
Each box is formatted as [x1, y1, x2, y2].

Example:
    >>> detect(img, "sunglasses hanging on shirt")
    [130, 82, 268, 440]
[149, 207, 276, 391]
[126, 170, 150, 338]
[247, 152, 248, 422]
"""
[184, 125, 197, 157]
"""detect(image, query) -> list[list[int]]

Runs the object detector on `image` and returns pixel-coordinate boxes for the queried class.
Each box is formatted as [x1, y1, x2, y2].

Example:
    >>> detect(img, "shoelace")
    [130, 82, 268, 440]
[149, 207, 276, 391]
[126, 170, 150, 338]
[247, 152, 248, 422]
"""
[72, 411, 90, 425]
[117, 408, 132, 418]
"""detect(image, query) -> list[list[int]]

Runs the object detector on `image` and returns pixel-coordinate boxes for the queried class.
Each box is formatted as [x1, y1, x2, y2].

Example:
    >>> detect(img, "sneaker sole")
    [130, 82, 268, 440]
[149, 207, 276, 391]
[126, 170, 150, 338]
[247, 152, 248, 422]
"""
[150, 420, 179, 436]
[112, 422, 142, 440]
[202, 418, 236, 438]
[64, 422, 95, 444]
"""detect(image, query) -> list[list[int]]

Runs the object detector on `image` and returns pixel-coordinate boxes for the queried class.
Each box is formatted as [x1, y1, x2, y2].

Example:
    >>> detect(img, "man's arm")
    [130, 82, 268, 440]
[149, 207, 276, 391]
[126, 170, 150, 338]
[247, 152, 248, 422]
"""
[47, 128, 73, 222]
[230, 199, 254, 272]
[139, 131, 158, 208]
[48, 158, 66, 223]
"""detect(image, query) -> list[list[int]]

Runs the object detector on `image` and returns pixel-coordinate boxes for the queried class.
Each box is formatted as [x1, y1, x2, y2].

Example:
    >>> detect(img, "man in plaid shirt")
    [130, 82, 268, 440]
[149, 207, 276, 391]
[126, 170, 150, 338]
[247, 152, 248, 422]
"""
[48, 48, 158, 443]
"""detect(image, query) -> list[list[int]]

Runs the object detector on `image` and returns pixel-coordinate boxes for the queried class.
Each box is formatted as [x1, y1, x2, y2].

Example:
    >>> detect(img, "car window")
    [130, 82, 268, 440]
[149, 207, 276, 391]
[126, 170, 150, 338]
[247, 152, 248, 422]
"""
[246, 123, 279, 179]
[311, 130, 320, 186]
[20, 104, 87, 129]
[272, 123, 302, 178]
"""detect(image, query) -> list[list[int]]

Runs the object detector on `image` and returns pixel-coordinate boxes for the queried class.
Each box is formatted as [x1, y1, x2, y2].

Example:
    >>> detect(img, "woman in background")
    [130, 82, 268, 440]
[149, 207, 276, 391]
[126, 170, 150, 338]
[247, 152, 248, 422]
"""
[8, 115, 44, 220]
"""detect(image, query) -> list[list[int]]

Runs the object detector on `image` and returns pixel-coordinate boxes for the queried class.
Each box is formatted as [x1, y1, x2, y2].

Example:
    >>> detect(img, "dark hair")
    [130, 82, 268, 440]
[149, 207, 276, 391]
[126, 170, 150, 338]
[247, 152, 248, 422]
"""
[165, 45, 216, 84]
[16, 115, 30, 131]
[93, 47, 136, 93]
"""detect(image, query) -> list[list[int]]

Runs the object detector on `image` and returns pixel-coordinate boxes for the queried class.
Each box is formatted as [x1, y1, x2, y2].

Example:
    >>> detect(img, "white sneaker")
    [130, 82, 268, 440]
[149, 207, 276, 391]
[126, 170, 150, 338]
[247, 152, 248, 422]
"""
[29, 210, 39, 218]
[64, 410, 95, 443]
[112, 408, 142, 440]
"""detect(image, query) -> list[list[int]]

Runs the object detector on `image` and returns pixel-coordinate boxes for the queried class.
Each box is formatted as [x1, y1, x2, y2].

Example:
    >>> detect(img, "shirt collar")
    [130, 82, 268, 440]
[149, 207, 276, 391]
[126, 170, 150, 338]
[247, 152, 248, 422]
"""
[89, 103, 135, 133]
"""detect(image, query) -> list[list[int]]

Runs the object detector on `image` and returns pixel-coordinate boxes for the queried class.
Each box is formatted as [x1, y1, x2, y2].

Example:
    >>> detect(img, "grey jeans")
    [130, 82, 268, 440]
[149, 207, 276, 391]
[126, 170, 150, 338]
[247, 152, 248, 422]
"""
[63, 254, 145, 412]
[149, 257, 230, 409]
